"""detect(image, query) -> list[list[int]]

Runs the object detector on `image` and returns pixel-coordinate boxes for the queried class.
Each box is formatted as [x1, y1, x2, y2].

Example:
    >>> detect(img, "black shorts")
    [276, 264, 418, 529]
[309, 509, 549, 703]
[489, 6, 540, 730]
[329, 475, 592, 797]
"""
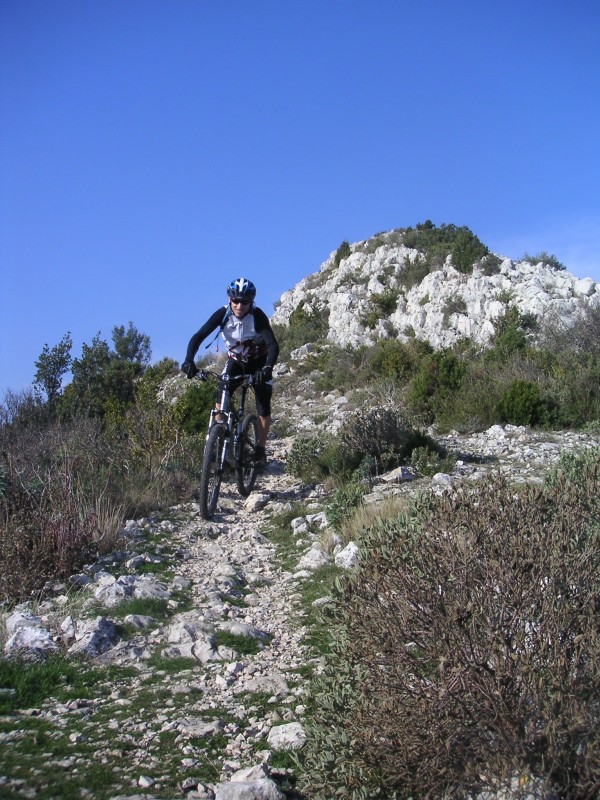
[219, 358, 273, 417]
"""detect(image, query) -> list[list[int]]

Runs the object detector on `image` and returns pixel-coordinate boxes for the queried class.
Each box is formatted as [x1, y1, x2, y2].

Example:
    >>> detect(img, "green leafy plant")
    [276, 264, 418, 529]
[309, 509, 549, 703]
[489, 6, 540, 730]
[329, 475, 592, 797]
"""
[368, 338, 423, 381]
[361, 290, 400, 329]
[325, 480, 368, 531]
[409, 445, 457, 476]
[272, 301, 330, 357]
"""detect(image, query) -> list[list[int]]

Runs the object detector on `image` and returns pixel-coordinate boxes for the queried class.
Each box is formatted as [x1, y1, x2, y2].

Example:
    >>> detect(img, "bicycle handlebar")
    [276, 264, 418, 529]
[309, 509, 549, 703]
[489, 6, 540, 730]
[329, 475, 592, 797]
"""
[194, 369, 256, 387]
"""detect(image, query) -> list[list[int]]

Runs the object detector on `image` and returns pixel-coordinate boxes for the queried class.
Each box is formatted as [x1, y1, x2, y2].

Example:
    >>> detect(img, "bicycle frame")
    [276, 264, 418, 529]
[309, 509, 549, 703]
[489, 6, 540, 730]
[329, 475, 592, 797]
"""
[207, 372, 253, 464]
[196, 370, 260, 519]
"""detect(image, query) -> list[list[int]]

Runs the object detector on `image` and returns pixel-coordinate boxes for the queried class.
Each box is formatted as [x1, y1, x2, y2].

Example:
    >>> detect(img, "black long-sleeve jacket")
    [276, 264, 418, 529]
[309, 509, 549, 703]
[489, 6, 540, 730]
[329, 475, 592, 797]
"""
[185, 304, 279, 368]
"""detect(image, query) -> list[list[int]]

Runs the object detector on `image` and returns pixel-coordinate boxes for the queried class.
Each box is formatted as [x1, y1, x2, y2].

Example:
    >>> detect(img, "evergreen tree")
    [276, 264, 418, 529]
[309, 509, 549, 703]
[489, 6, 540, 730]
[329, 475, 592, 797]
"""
[33, 332, 73, 411]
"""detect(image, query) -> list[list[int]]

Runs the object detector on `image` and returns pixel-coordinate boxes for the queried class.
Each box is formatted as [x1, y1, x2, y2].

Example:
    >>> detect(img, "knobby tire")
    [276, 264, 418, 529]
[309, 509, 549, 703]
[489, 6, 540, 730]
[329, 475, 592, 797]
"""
[236, 414, 259, 497]
[199, 424, 226, 519]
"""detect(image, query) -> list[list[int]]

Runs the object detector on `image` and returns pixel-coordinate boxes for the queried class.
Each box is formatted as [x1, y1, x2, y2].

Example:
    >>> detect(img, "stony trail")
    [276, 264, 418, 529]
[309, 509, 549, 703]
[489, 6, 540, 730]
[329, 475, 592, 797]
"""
[2, 419, 600, 800]
[1, 439, 321, 800]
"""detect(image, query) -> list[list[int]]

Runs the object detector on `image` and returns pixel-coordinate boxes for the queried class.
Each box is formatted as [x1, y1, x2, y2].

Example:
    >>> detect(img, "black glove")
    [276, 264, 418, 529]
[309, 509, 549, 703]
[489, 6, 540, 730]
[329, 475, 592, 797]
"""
[181, 361, 198, 379]
[254, 365, 273, 387]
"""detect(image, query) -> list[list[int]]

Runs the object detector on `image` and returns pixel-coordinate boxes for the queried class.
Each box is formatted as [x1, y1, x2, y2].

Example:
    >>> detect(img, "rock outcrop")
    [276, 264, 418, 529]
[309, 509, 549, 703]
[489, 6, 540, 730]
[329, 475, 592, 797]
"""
[272, 231, 599, 350]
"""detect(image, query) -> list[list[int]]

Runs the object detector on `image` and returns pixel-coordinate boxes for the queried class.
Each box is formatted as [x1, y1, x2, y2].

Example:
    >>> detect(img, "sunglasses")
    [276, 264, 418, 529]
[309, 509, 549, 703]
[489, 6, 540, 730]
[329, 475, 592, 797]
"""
[231, 297, 251, 306]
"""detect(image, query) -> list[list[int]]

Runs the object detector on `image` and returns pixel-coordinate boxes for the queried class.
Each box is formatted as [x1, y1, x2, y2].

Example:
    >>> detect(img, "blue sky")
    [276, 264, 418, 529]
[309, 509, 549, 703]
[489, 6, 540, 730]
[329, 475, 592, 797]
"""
[2, 0, 599, 394]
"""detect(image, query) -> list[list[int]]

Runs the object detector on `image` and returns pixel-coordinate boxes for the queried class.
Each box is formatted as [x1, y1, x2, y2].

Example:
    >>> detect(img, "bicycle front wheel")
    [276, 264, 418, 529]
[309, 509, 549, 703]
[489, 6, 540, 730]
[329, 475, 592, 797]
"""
[199, 424, 226, 519]
[236, 414, 258, 497]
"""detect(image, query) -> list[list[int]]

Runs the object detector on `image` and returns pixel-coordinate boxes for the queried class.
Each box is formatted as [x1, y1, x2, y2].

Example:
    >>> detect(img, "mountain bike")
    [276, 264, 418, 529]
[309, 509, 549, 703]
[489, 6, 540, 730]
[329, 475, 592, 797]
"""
[195, 370, 260, 520]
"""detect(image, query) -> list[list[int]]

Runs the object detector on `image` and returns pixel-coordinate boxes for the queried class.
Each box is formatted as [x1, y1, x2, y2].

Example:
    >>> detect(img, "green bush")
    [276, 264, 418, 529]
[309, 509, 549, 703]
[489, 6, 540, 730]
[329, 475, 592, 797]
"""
[442, 295, 467, 327]
[402, 220, 489, 274]
[175, 379, 217, 434]
[338, 405, 425, 476]
[398, 256, 431, 289]
[361, 290, 400, 330]
[301, 451, 600, 799]
[287, 434, 338, 484]
[479, 253, 502, 275]
[486, 306, 537, 363]
[325, 481, 369, 531]
[408, 349, 466, 423]
[497, 379, 550, 427]
[409, 445, 457, 476]
[307, 346, 367, 394]
[522, 251, 566, 271]
[334, 240, 352, 268]
[368, 339, 421, 381]
[430, 358, 503, 432]
[272, 301, 330, 357]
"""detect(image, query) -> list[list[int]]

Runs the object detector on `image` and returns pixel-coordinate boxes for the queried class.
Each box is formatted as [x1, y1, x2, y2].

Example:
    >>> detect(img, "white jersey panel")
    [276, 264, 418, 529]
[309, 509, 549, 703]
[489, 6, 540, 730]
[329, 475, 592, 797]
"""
[221, 306, 267, 362]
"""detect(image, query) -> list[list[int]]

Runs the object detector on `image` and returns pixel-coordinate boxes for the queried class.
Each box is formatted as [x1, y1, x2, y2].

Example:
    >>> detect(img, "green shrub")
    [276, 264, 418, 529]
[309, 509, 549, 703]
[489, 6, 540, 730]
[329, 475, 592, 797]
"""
[301, 451, 600, 799]
[522, 251, 566, 271]
[368, 339, 420, 381]
[479, 253, 502, 275]
[497, 379, 550, 427]
[361, 290, 400, 330]
[175, 379, 216, 434]
[334, 240, 352, 268]
[398, 256, 431, 289]
[325, 481, 369, 531]
[487, 307, 537, 362]
[430, 358, 503, 432]
[307, 345, 367, 394]
[442, 295, 467, 327]
[272, 301, 330, 357]
[337, 405, 425, 475]
[287, 434, 337, 484]
[409, 445, 457, 476]
[450, 225, 490, 272]
[402, 220, 489, 274]
[408, 349, 466, 423]
[371, 290, 399, 315]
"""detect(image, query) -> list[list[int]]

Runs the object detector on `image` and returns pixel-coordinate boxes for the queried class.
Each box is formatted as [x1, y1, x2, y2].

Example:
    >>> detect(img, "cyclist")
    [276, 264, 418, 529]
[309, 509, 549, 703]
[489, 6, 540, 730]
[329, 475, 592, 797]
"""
[181, 277, 279, 468]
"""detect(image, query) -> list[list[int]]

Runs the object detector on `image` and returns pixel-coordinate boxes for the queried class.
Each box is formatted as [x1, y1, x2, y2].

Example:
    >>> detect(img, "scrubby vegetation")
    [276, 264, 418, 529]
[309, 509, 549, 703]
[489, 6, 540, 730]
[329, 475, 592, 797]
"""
[402, 220, 490, 273]
[279, 302, 600, 433]
[272, 300, 330, 357]
[300, 449, 600, 799]
[0, 325, 214, 602]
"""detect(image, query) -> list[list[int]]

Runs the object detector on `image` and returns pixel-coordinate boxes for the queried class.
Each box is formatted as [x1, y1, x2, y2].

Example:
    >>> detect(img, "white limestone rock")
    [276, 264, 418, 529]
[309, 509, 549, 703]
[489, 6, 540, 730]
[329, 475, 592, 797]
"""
[334, 542, 360, 569]
[266, 721, 307, 750]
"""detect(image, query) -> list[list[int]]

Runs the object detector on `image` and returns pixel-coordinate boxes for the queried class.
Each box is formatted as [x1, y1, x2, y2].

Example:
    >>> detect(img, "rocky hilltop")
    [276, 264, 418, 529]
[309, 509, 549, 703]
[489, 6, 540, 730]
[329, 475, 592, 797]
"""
[272, 228, 599, 350]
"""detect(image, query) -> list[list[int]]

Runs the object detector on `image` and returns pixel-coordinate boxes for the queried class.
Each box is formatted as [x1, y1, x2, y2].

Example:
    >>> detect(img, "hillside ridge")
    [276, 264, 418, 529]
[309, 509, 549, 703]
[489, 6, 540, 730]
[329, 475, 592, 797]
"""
[272, 227, 599, 351]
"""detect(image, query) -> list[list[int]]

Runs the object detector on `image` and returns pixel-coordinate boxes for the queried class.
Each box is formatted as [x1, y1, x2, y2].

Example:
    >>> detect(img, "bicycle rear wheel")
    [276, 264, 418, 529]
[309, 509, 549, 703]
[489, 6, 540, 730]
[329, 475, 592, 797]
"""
[236, 414, 258, 497]
[199, 424, 226, 519]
